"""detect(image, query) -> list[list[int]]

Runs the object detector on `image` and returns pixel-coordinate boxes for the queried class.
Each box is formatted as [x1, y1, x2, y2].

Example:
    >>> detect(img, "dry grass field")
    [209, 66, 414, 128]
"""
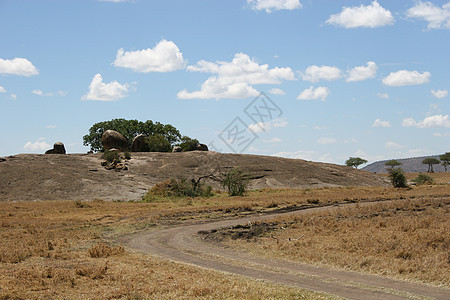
[0, 172, 449, 299]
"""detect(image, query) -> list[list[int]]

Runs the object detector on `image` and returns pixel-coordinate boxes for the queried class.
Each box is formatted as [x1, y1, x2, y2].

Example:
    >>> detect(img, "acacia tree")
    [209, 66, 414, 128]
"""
[422, 157, 440, 173]
[385, 160, 402, 169]
[345, 157, 368, 169]
[83, 119, 182, 152]
[440, 152, 450, 172]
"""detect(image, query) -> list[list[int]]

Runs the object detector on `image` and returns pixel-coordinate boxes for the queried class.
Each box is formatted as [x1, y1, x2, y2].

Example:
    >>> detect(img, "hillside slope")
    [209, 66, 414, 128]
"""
[0, 151, 389, 201]
[363, 155, 445, 173]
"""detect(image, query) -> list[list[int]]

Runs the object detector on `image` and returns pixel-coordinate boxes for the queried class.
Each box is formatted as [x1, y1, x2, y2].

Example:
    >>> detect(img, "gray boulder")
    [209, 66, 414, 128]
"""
[45, 142, 66, 154]
[172, 146, 183, 152]
[131, 134, 148, 152]
[102, 130, 129, 151]
[196, 143, 209, 151]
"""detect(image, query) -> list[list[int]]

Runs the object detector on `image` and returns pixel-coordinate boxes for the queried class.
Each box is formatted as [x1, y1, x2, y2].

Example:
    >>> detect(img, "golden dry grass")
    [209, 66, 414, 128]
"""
[0, 173, 449, 298]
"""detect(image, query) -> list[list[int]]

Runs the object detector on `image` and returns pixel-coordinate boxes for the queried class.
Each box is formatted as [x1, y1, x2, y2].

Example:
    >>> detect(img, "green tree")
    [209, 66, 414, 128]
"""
[146, 134, 172, 152]
[178, 136, 199, 151]
[83, 118, 182, 152]
[440, 152, 450, 172]
[345, 157, 368, 169]
[217, 168, 250, 196]
[384, 160, 402, 169]
[422, 158, 441, 173]
[389, 169, 408, 188]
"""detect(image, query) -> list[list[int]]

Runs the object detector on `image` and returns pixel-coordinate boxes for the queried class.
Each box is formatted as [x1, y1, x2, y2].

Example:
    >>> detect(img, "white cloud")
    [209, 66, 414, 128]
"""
[346, 61, 377, 82]
[402, 114, 450, 128]
[46, 125, 57, 129]
[433, 132, 450, 137]
[382, 70, 430, 87]
[248, 118, 288, 133]
[57, 90, 68, 96]
[248, 0, 302, 13]
[297, 86, 329, 101]
[406, 1, 450, 29]
[32, 89, 43, 95]
[431, 89, 448, 99]
[377, 92, 389, 99]
[301, 65, 341, 83]
[24, 138, 51, 152]
[263, 137, 282, 143]
[0, 57, 39, 76]
[178, 53, 295, 99]
[113, 39, 185, 73]
[81, 73, 129, 101]
[10, 94, 17, 100]
[372, 118, 391, 127]
[269, 88, 286, 95]
[0, 86, 6, 93]
[317, 137, 337, 145]
[326, 1, 394, 28]
[385, 141, 403, 149]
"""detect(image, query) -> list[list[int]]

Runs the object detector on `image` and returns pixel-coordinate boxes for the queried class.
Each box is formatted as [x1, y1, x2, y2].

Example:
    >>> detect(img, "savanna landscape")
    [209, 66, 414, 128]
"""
[1, 151, 449, 299]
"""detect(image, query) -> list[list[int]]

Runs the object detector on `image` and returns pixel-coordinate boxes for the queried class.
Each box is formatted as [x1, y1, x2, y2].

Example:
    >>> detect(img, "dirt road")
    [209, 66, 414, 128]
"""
[127, 201, 449, 300]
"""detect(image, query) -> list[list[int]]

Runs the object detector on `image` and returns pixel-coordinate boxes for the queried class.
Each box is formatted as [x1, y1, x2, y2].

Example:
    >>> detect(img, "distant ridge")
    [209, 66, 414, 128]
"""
[363, 155, 446, 173]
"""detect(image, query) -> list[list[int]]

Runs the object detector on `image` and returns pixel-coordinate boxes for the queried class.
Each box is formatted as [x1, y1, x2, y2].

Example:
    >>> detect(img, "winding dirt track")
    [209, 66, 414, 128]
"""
[127, 201, 449, 300]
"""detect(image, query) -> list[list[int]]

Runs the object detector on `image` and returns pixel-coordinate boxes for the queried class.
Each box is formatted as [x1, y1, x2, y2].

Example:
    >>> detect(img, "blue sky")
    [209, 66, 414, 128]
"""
[1, 0, 449, 165]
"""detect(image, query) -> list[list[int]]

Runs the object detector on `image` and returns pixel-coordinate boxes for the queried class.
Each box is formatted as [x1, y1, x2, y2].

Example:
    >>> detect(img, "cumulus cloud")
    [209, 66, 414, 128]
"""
[82, 73, 129, 101]
[402, 114, 450, 128]
[346, 61, 377, 82]
[269, 88, 286, 95]
[247, 0, 302, 13]
[326, 1, 394, 28]
[178, 53, 295, 100]
[297, 86, 329, 101]
[377, 92, 389, 99]
[301, 65, 341, 83]
[317, 137, 337, 145]
[0, 57, 39, 76]
[382, 70, 430, 87]
[24, 138, 51, 152]
[385, 141, 403, 149]
[32, 89, 43, 96]
[372, 118, 391, 127]
[431, 89, 448, 98]
[113, 39, 185, 73]
[406, 1, 450, 29]
[0, 86, 6, 93]
[248, 118, 288, 133]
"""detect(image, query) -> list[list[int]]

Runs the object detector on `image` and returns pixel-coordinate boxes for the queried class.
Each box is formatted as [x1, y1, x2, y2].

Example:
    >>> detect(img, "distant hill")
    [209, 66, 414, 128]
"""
[363, 155, 446, 173]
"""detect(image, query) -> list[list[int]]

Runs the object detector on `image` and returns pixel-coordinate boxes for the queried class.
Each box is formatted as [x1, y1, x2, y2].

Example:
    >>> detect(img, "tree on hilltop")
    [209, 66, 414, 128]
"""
[440, 152, 450, 172]
[384, 160, 402, 170]
[345, 157, 368, 169]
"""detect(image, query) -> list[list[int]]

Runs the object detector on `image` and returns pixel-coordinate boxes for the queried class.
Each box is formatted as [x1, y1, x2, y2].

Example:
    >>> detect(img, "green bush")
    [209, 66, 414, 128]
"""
[142, 177, 213, 201]
[412, 173, 434, 185]
[102, 150, 121, 163]
[146, 134, 172, 152]
[219, 168, 249, 196]
[124, 151, 131, 160]
[389, 169, 408, 188]
[178, 136, 199, 151]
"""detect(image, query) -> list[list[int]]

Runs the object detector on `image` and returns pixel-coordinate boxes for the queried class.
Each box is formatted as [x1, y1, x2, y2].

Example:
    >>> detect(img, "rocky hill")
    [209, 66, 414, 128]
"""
[0, 151, 389, 202]
[363, 155, 445, 173]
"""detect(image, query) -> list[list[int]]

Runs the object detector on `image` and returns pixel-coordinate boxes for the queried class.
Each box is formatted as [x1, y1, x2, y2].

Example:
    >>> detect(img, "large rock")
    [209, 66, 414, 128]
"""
[45, 142, 66, 154]
[196, 143, 209, 151]
[102, 130, 129, 151]
[131, 134, 148, 152]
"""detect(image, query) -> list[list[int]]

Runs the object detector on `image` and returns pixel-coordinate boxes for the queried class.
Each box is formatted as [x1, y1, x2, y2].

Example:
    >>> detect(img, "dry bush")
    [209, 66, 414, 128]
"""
[88, 243, 124, 258]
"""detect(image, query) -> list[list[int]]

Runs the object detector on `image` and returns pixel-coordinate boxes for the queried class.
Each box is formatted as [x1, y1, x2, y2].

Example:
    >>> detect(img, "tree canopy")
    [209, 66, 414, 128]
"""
[440, 152, 450, 172]
[83, 119, 182, 152]
[422, 158, 440, 173]
[384, 160, 402, 169]
[345, 157, 368, 169]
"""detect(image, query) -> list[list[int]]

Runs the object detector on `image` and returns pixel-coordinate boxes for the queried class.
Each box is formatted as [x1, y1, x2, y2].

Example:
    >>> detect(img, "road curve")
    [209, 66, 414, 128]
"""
[126, 201, 449, 300]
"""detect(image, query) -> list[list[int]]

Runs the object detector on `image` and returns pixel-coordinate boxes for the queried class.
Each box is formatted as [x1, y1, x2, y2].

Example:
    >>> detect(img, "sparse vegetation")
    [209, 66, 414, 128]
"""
[102, 149, 121, 163]
[345, 157, 367, 169]
[217, 168, 250, 196]
[440, 152, 450, 172]
[142, 177, 214, 201]
[388, 168, 408, 188]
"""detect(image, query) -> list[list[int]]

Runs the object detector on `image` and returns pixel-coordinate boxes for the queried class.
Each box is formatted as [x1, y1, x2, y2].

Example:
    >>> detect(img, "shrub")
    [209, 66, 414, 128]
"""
[412, 173, 434, 185]
[146, 134, 172, 152]
[124, 151, 131, 160]
[142, 177, 213, 201]
[219, 168, 249, 196]
[178, 136, 199, 151]
[389, 169, 408, 188]
[102, 150, 121, 163]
